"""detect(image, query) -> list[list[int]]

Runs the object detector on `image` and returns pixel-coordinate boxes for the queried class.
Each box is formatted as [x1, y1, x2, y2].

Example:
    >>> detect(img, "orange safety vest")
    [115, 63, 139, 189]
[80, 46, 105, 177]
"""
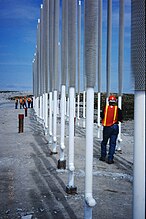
[102, 105, 118, 126]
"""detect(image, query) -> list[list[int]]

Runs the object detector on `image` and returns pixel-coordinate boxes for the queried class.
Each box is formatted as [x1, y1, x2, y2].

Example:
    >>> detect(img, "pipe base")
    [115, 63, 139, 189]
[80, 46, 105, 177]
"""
[50, 151, 58, 155]
[48, 135, 53, 144]
[57, 159, 66, 169]
[66, 185, 77, 195]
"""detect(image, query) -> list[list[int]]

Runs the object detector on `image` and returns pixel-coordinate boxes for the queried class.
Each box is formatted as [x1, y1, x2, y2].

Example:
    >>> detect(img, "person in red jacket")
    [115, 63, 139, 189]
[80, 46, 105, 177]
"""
[99, 95, 123, 164]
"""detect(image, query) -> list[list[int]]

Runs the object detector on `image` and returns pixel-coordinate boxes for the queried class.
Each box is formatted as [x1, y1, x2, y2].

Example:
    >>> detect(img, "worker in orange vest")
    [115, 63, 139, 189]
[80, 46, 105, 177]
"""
[27, 97, 31, 108]
[19, 97, 23, 109]
[23, 97, 27, 108]
[99, 95, 123, 164]
[30, 97, 33, 108]
[15, 98, 18, 109]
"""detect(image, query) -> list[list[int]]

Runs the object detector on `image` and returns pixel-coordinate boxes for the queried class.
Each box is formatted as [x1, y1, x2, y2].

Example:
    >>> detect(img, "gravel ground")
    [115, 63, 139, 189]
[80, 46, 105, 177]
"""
[0, 92, 133, 219]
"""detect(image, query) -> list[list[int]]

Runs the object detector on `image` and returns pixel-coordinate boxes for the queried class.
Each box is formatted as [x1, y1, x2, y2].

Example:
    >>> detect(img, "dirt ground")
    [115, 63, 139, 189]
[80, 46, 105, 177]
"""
[0, 93, 133, 219]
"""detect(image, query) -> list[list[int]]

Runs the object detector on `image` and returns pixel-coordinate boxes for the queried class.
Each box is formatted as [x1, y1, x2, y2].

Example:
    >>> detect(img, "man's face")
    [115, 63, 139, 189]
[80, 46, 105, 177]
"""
[109, 101, 116, 106]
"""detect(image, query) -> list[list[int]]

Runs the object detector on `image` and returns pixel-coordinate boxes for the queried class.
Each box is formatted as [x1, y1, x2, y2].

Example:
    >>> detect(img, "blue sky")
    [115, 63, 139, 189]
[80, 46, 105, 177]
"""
[0, 0, 42, 91]
[0, 0, 133, 93]
[100, 0, 133, 93]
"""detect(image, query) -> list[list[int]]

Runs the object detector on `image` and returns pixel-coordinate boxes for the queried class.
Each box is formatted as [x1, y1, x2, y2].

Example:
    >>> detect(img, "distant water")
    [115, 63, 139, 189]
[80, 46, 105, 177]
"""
[0, 92, 14, 109]
[0, 101, 14, 109]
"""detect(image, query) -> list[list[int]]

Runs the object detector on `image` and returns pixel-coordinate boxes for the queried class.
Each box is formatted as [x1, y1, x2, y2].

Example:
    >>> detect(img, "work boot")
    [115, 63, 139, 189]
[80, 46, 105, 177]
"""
[107, 160, 114, 164]
[117, 149, 122, 154]
[99, 157, 106, 162]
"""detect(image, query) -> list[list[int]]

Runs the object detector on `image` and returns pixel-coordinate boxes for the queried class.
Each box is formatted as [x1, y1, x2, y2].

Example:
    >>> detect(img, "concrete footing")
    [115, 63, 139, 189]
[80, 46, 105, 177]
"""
[66, 185, 77, 195]
[57, 159, 66, 169]
[50, 151, 58, 155]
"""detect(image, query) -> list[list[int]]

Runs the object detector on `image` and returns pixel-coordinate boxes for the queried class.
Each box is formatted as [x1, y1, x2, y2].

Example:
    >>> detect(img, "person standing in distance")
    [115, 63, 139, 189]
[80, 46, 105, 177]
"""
[99, 95, 123, 164]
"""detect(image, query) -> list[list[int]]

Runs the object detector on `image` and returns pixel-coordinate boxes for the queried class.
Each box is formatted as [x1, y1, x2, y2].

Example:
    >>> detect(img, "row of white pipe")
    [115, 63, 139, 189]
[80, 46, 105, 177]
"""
[33, 89, 125, 219]
[33, 89, 87, 137]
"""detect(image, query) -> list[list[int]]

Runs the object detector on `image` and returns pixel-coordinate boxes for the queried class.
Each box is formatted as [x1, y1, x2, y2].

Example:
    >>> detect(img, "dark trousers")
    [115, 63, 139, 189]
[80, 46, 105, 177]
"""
[101, 124, 119, 161]
[15, 103, 18, 109]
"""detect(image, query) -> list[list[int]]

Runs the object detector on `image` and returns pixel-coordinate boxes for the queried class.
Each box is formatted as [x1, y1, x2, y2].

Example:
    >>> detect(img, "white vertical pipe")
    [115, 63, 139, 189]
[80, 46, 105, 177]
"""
[52, 90, 57, 153]
[42, 95, 44, 123]
[68, 87, 75, 187]
[43, 93, 45, 125]
[45, 92, 48, 134]
[67, 97, 69, 118]
[131, 0, 145, 216]
[36, 97, 39, 117]
[37, 96, 40, 120]
[117, 97, 122, 152]
[133, 91, 145, 219]
[57, 99, 60, 115]
[38, 97, 40, 118]
[60, 85, 66, 161]
[35, 97, 37, 113]
[85, 87, 96, 207]
[118, 0, 124, 146]
[64, 96, 67, 116]
[97, 92, 101, 138]
[35, 96, 37, 112]
[97, 0, 102, 139]
[83, 91, 86, 118]
[49, 91, 53, 143]
[39, 97, 41, 120]
[34, 97, 36, 112]
[38, 96, 41, 121]
[74, 97, 76, 118]
[106, 97, 109, 105]
[40, 95, 43, 122]
[118, 95, 122, 141]
[33, 97, 36, 113]
[35, 97, 36, 116]
[40, 4, 44, 120]
[77, 94, 80, 119]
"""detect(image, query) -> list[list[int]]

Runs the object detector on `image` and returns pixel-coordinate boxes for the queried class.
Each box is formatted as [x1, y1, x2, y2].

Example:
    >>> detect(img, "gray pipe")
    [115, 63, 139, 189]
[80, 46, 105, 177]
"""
[32, 59, 35, 97]
[37, 20, 41, 97]
[131, 1, 145, 219]
[34, 48, 37, 97]
[78, 0, 82, 94]
[84, 1, 98, 216]
[131, 0, 145, 91]
[42, 3, 46, 94]
[118, 0, 124, 96]
[61, 0, 68, 86]
[106, 0, 112, 97]
[98, 0, 102, 92]
[40, 5, 44, 96]
[43, 0, 49, 93]
[84, 0, 98, 88]
[49, 0, 54, 92]
[33, 53, 37, 97]
[68, 0, 77, 88]
[54, 0, 60, 90]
